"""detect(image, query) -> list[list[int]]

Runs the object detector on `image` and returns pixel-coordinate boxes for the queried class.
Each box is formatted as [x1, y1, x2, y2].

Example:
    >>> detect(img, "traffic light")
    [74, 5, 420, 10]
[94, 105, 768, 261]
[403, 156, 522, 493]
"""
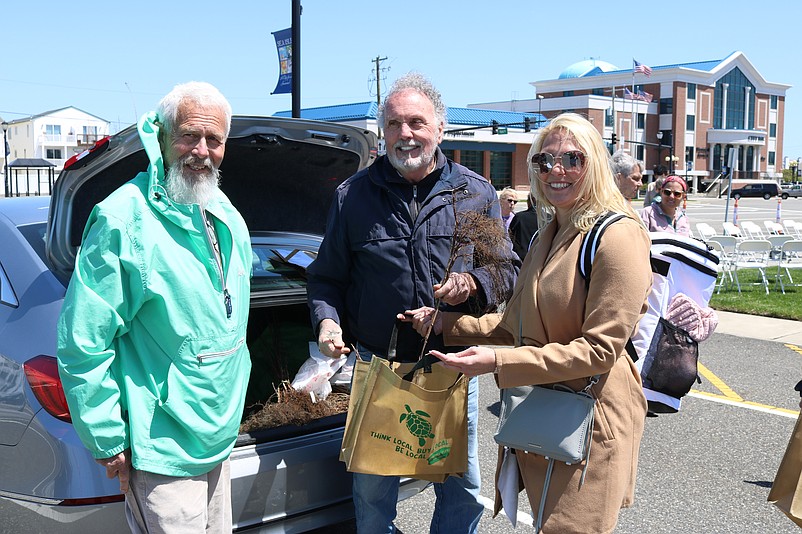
[524, 117, 531, 132]
[491, 120, 499, 135]
[611, 133, 617, 145]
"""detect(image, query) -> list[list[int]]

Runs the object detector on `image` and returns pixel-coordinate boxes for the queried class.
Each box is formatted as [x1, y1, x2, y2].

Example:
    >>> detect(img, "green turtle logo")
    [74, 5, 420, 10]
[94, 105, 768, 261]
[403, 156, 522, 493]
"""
[399, 404, 434, 446]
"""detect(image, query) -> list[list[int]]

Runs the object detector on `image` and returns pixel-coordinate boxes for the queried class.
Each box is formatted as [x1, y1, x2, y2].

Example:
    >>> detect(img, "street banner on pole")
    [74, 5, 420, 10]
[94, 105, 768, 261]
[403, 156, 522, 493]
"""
[271, 28, 292, 95]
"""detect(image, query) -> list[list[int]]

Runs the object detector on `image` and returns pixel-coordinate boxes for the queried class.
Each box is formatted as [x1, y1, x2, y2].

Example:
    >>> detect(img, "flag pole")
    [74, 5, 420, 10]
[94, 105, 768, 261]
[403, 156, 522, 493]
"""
[631, 60, 636, 154]
[611, 85, 616, 148]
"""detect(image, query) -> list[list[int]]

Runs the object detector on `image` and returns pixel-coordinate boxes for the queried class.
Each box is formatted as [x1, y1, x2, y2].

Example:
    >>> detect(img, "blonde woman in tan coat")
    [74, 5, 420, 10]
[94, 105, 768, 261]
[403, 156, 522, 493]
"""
[402, 113, 652, 533]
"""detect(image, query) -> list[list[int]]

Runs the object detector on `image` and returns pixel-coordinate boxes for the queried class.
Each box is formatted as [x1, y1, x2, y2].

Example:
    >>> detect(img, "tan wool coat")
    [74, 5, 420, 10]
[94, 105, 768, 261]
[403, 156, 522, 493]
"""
[443, 215, 652, 534]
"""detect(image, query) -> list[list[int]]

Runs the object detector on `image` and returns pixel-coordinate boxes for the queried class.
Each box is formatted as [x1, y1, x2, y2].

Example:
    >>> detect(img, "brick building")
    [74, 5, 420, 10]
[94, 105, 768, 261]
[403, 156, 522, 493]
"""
[473, 51, 790, 193]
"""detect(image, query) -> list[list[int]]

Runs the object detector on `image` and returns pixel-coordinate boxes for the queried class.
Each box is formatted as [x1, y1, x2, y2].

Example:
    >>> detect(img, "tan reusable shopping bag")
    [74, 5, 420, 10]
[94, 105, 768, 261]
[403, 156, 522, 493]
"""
[340, 354, 468, 483]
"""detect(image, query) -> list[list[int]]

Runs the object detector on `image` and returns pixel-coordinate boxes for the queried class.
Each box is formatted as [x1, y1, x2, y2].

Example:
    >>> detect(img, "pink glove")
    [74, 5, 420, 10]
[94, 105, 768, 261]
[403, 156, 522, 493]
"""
[666, 293, 718, 342]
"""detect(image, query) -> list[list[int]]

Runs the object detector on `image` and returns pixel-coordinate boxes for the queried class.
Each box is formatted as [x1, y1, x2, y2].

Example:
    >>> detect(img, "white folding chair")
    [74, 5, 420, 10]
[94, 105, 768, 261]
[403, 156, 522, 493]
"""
[722, 221, 743, 240]
[695, 222, 717, 242]
[732, 239, 772, 294]
[784, 220, 802, 239]
[768, 235, 793, 261]
[776, 239, 802, 294]
[764, 220, 784, 235]
[741, 221, 766, 239]
[706, 238, 735, 293]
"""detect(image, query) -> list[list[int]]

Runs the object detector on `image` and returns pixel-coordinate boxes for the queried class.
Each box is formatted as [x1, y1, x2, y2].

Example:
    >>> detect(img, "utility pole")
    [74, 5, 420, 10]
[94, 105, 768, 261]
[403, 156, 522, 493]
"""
[291, 0, 301, 118]
[371, 55, 388, 138]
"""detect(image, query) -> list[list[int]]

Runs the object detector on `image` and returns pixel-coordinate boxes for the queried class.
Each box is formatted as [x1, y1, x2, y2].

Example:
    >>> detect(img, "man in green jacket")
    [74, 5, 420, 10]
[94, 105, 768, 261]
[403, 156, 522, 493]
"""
[57, 81, 252, 532]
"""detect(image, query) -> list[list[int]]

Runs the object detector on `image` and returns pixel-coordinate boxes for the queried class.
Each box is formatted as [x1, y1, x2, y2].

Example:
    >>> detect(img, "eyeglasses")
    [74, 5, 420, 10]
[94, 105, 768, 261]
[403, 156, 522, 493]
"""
[531, 151, 586, 174]
[661, 190, 684, 198]
[503, 198, 517, 204]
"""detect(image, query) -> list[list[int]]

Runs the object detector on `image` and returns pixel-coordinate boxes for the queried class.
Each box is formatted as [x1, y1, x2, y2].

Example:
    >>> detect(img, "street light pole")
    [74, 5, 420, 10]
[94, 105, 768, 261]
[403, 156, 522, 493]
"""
[1, 121, 9, 198]
[537, 94, 544, 128]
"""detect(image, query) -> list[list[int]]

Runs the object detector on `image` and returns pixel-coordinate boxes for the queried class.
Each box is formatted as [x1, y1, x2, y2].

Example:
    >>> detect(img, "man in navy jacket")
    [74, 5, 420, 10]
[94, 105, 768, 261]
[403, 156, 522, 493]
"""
[307, 72, 518, 533]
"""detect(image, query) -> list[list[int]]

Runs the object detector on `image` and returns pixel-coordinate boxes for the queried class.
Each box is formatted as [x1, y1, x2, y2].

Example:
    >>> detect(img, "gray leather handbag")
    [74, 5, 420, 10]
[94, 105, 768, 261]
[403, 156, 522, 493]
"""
[494, 379, 597, 465]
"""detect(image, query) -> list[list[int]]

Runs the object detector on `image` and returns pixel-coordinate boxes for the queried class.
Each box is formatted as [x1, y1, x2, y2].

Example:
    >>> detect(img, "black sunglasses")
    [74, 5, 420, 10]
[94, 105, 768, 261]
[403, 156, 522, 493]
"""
[661, 190, 684, 198]
[531, 151, 586, 174]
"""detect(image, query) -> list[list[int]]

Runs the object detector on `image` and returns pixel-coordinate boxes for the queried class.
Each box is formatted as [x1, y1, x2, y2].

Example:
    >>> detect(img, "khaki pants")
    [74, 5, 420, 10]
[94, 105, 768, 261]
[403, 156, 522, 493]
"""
[125, 459, 232, 534]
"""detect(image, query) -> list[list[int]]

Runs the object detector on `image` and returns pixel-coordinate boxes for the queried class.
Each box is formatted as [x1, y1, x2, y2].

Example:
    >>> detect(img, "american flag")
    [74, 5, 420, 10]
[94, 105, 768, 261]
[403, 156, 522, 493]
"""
[634, 59, 652, 76]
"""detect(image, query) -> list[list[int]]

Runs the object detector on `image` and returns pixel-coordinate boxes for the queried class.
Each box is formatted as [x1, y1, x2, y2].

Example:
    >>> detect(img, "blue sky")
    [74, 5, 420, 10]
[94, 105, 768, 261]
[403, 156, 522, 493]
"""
[2, 0, 800, 159]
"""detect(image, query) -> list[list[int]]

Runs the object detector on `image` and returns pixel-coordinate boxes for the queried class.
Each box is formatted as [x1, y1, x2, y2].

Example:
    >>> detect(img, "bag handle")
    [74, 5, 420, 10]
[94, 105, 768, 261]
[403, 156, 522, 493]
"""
[400, 352, 439, 381]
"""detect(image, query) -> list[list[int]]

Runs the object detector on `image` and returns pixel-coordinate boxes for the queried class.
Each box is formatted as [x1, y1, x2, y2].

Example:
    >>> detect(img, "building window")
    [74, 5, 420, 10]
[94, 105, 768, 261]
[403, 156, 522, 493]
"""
[770, 123, 777, 137]
[659, 98, 673, 115]
[592, 88, 604, 96]
[46, 148, 63, 159]
[637, 113, 645, 129]
[441, 149, 455, 161]
[45, 124, 61, 136]
[714, 67, 755, 130]
[636, 145, 645, 161]
[769, 151, 776, 165]
[686, 115, 695, 131]
[771, 95, 778, 110]
[563, 90, 574, 97]
[688, 83, 696, 100]
[490, 151, 512, 188]
[605, 108, 613, 127]
[460, 150, 484, 176]
[685, 146, 694, 167]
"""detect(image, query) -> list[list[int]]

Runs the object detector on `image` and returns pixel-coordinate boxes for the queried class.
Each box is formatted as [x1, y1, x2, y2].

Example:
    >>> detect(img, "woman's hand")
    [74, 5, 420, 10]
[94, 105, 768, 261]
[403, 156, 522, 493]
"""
[429, 346, 496, 378]
[397, 307, 441, 337]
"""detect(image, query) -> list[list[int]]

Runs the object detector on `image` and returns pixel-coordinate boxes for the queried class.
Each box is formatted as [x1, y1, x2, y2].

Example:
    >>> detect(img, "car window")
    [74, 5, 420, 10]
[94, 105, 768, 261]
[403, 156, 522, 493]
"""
[18, 222, 49, 265]
[251, 245, 314, 292]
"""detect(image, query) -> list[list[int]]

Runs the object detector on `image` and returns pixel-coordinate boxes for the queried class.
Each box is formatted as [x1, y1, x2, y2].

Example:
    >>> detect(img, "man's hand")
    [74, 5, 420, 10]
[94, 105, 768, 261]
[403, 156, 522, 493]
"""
[96, 449, 132, 493]
[317, 318, 350, 358]
[397, 307, 441, 337]
[434, 272, 477, 306]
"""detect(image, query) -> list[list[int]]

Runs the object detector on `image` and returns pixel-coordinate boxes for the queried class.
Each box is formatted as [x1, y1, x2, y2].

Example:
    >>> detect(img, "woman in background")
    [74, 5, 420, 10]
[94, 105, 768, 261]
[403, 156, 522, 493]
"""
[639, 175, 691, 236]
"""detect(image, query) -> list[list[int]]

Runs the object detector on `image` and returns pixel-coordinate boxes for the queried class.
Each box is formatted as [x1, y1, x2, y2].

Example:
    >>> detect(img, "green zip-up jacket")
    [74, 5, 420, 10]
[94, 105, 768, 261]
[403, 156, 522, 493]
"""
[57, 111, 252, 477]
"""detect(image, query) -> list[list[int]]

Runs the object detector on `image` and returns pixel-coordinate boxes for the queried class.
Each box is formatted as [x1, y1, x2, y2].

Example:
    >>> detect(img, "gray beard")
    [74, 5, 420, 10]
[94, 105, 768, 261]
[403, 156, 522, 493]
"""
[164, 159, 220, 208]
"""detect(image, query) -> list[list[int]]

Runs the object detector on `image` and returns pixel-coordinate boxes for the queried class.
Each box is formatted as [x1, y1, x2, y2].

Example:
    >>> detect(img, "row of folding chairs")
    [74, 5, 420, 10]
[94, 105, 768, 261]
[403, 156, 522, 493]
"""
[697, 220, 802, 241]
[706, 236, 802, 294]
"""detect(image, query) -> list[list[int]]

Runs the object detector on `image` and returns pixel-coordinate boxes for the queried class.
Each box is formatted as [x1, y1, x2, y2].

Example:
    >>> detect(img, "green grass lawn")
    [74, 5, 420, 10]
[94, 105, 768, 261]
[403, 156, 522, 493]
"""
[709, 268, 802, 321]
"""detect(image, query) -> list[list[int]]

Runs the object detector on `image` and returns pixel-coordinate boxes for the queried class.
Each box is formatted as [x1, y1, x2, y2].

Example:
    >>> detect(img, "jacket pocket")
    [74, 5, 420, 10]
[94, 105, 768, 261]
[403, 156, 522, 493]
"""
[593, 397, 616, 444]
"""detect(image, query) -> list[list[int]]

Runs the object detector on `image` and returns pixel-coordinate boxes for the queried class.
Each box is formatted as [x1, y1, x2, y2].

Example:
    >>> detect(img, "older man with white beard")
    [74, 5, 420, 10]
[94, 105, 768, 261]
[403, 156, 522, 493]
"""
[307, 72, 519, 534]
[58, 81, 252, 533]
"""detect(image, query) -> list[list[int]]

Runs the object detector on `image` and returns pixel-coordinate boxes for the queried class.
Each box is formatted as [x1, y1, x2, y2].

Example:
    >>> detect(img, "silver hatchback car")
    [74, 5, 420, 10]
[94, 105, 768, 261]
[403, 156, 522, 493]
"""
[0, 117, 426, 532]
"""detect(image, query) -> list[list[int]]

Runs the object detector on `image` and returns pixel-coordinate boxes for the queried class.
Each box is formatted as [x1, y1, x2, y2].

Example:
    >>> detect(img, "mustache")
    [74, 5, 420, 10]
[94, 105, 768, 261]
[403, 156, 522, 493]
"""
[180, 154, 214, 171]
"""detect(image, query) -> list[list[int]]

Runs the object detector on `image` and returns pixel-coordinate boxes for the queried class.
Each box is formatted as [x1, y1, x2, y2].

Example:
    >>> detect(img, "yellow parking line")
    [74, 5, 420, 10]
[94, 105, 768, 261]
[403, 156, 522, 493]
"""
[697, 362, 742, 401]
[786, 343, 802, 356]
[688, 391, 799, 418]
[692, 361, 799, 417]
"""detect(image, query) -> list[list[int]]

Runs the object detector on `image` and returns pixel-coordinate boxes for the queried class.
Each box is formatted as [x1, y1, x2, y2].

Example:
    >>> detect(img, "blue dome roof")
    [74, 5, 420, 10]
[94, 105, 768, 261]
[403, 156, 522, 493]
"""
[559, 59, 619, 79]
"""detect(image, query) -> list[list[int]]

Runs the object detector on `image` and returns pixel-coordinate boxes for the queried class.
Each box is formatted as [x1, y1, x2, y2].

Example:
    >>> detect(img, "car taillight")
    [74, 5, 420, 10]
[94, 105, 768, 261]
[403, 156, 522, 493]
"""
[63, 136, 110, 170]
[23, 355, 72, 423]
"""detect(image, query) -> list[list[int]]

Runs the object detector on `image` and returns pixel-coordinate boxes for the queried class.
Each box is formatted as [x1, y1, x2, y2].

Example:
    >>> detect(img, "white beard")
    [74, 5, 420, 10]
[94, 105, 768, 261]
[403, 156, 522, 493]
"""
[164, 155, 220, 208]
[387, 141, 436, 177]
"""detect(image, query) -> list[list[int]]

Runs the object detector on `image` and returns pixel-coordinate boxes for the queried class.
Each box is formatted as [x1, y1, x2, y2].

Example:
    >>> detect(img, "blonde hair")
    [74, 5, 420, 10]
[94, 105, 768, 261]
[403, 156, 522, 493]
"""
[499, 187, 518, 201]
[527, 113, 639, 232]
